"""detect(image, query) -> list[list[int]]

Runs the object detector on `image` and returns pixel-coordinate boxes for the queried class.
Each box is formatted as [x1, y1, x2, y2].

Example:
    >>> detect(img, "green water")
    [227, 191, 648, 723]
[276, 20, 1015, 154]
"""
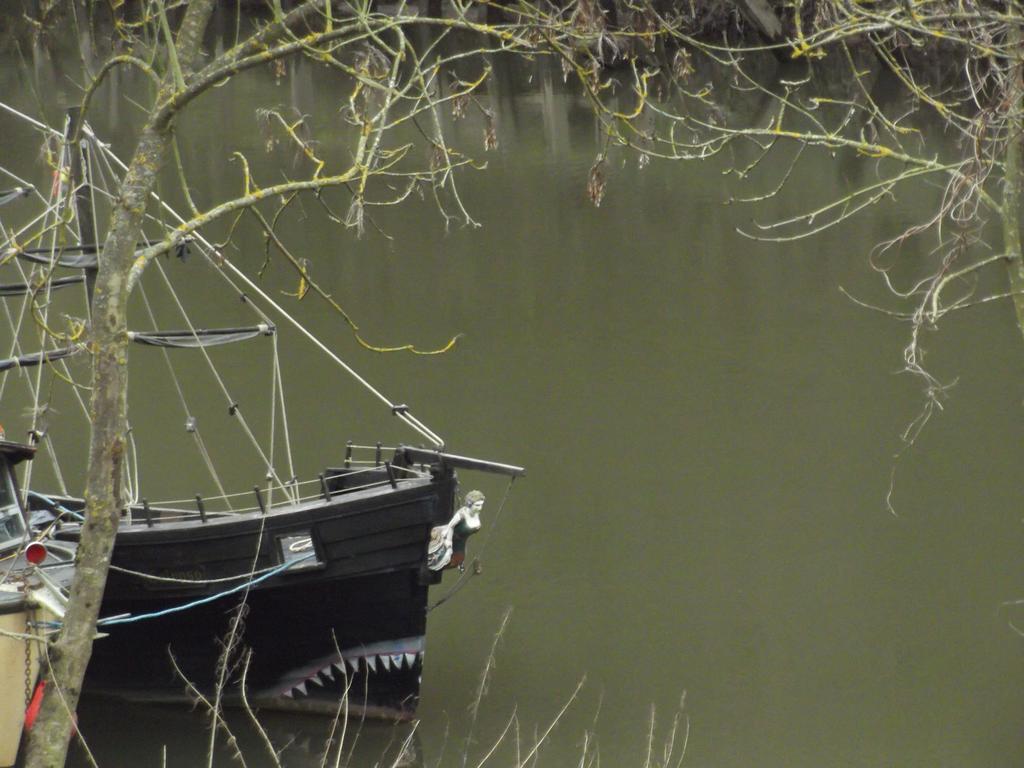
[1, 12, 1023, 767]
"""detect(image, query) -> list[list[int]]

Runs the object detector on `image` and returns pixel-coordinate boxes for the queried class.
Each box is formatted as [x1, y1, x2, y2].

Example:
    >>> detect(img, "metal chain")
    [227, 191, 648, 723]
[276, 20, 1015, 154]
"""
[23, 610, 32, 708]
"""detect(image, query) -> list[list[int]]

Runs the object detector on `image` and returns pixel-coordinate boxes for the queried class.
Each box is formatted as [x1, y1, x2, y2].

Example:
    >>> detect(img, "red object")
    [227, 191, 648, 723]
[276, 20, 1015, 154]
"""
[23, 681, 45, 731]
[24, 542, 47, 566]
[23, 681, 77, 736]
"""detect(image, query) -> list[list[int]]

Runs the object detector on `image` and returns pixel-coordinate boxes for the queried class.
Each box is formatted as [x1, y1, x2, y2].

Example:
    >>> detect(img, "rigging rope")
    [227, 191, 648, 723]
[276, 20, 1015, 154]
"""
[272, 333, 297, 497]
[137, 281, 233, 508]
[0, 101, 450, 519]
[0, 241, 85, 497]
[267, 325, 278, 508]
[0, 119, 90, 501]
[0, 123, 97, 497]
[124, 425, 139, 506]
[90, 143, 294, 500]
[151, 255, 293, 499]
[23, 122, 76, 503]
[83, 122, 445, 448]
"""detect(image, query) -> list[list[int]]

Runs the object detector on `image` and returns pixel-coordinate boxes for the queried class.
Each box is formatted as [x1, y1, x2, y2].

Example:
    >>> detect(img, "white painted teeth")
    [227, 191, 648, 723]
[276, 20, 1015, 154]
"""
[331, 651, 425, 676]
[281, 638, 427, 697]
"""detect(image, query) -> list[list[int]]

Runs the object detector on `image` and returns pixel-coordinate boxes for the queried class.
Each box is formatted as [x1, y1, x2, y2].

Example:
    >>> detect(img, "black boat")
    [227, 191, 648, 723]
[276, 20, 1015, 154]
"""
[35, 447, 521, 719]
[0, 113, 524, 720]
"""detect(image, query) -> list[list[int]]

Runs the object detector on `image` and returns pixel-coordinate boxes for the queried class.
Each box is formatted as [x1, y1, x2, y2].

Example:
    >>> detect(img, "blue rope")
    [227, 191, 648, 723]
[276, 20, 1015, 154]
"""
[27, 490, 84, 521]
[97, 551, 316, 627]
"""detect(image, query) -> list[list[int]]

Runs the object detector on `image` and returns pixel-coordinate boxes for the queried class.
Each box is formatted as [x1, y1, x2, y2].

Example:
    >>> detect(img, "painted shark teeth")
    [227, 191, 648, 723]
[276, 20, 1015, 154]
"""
[326, 649, 426, 677]
[274, 635, 427, 698]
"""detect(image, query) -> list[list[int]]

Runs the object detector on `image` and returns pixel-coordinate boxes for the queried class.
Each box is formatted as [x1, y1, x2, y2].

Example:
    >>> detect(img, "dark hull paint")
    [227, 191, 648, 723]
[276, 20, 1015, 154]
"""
[86, 571, 431, 718]
[54, 465, 458, 718]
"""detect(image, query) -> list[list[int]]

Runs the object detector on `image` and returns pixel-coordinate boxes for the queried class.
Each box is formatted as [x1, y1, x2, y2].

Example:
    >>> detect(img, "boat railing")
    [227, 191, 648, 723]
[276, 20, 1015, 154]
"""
[125, 451, 433, 524]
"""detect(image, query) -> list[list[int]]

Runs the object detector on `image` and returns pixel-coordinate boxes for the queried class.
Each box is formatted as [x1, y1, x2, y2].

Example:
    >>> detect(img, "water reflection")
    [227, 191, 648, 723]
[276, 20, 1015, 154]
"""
[72, 698, 422, 768]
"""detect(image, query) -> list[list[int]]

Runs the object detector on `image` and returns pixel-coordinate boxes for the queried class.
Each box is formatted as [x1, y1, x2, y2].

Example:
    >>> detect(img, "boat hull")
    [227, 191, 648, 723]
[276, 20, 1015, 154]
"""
[56, 468, 457, 719]
[85, 571, 431, 718]
[0, 588, 51, 768]
[0, 596, 31, 768]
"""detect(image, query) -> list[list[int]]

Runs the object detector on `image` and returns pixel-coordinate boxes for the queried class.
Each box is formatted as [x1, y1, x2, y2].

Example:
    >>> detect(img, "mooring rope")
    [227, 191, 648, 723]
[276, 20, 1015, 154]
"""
[97, 551, 315, 627]
[108, 562, 281, 585]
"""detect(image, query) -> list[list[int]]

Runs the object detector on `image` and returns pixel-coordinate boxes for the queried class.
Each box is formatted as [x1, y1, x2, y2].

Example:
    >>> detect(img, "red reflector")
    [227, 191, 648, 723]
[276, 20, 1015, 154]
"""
[24, 680, 45, 730]
[25, 542, 47, 566]
[24, 680, 77, 736]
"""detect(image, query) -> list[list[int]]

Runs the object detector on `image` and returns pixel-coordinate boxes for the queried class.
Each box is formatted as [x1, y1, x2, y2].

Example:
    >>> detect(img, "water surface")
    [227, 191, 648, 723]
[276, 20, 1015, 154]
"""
[0, 14, 1022, 767]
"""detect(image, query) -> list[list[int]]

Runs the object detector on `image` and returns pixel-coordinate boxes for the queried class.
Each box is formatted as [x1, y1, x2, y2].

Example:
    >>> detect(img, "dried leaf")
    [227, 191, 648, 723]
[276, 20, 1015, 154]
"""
[452, 93, 469, 120]
[345, 198, 365, 237]
[672, 49, 694, 82]
[430, 143, 447, 171]
[574, 0, 605, 35]
[561, 55, 574, 83]
[483, 114, 498, 151]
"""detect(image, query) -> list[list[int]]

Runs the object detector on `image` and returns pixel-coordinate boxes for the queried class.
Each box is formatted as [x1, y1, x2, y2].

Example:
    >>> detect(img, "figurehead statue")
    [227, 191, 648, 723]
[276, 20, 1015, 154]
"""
[427, 490, 485, 571]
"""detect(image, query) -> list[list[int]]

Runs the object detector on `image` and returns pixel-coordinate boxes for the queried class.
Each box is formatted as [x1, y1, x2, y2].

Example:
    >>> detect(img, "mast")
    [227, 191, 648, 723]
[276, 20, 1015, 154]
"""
[65, 107, 97, 314]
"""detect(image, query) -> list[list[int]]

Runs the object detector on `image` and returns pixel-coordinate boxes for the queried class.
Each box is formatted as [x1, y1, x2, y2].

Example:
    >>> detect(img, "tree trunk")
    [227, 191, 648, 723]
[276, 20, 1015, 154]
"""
[23, 3, 216, 765]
